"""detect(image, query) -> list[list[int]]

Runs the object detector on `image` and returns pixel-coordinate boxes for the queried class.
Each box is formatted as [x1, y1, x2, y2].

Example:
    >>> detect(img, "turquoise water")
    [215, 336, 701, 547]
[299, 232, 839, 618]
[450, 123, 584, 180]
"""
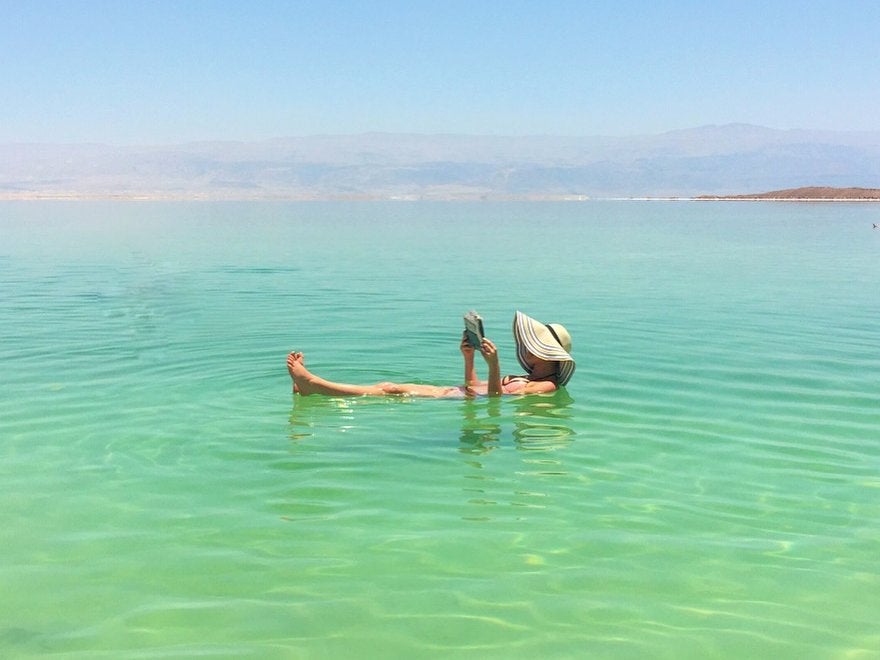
[1, 201, 878, 658]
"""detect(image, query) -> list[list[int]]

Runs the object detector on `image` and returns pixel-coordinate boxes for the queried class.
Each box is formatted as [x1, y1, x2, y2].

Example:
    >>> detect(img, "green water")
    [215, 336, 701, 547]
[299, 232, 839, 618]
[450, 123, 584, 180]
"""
[1, 201, 878, 658]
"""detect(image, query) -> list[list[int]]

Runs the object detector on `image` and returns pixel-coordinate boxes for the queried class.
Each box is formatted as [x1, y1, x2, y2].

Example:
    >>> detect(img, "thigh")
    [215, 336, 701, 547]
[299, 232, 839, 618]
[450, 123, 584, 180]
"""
[378, 382, 456, 397]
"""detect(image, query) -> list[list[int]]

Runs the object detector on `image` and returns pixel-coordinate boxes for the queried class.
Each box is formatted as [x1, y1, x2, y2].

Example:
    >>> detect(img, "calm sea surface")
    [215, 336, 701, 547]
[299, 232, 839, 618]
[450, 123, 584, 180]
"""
[1, 201, 878, 658]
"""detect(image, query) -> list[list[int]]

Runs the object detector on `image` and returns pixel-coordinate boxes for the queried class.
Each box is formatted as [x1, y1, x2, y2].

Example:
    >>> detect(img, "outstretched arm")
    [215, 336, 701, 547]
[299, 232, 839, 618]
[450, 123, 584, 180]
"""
[460, 333, 481, 386]
[479, 338, 503, 396]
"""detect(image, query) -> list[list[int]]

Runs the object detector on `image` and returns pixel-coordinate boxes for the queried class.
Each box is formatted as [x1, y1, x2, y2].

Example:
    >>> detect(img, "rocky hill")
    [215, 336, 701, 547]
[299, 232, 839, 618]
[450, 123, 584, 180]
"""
[697, 186, 880, 200]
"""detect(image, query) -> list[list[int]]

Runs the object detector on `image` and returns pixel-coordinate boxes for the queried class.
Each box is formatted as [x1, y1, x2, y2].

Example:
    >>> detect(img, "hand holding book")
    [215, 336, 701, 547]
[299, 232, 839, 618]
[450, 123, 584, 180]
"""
[463, 310, 484, 349]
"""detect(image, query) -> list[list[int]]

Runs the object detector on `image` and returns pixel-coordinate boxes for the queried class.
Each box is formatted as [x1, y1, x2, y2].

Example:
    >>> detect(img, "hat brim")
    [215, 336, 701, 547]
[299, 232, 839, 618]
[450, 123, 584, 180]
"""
[513, 311, 575, 387]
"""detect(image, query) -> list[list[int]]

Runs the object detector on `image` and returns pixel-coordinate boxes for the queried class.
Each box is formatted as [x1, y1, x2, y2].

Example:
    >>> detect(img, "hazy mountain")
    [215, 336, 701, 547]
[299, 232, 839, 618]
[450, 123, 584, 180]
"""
[2, 124, 879, 199]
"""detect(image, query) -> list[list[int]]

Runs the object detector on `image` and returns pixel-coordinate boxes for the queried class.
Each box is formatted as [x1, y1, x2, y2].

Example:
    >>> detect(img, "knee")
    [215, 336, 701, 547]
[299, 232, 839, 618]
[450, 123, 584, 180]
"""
[377, 382, 404, 394]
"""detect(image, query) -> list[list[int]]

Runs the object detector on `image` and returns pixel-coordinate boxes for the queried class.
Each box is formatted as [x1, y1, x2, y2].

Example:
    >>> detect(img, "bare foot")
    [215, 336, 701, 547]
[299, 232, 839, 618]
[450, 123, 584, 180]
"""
[286, 352, 318, 395]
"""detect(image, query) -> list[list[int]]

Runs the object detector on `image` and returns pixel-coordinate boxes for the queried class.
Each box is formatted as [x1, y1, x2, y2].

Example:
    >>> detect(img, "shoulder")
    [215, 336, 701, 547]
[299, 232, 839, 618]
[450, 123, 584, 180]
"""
[521, 380, 558, 394]
[500, 375, 529, 394]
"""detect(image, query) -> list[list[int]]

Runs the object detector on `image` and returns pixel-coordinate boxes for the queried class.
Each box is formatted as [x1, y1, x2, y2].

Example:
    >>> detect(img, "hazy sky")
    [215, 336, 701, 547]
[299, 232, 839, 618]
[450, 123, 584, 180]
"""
[3, 0, 879, 144]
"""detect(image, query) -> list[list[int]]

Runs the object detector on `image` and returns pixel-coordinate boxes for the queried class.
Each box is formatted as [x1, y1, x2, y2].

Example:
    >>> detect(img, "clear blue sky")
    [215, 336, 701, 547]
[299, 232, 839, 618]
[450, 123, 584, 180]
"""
[3, 0, 879, 144]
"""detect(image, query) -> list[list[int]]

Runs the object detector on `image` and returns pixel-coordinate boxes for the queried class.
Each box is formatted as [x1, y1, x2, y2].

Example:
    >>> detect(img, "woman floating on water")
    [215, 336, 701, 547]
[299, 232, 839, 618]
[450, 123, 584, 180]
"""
[287, 311, 575, 398]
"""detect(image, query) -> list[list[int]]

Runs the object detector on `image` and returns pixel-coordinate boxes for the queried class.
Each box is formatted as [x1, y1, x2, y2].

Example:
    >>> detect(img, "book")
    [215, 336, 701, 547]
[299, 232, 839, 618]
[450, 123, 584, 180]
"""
[463, 310, 484, 348]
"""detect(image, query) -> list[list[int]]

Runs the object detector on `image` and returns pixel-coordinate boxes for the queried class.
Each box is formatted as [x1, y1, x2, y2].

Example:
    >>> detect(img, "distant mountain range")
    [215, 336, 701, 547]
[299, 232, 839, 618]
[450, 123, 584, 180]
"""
[2, 124, 879, 200]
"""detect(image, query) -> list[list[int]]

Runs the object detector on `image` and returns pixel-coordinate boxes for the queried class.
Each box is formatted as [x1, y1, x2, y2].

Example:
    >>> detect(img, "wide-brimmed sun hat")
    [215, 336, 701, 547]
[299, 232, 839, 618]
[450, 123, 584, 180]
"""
[512, 310, 575, 386]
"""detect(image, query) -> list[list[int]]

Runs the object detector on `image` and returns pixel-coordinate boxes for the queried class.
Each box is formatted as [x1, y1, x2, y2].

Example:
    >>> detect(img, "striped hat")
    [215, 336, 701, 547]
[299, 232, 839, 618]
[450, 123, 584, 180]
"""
[513, 311, 575, 387]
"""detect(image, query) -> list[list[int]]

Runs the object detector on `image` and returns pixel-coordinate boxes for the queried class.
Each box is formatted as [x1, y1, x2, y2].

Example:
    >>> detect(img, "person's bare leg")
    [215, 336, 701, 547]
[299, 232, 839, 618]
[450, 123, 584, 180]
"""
[287, 352, 387, 396]
[382, 383, 465, 397]
[286, 352, 465, 397]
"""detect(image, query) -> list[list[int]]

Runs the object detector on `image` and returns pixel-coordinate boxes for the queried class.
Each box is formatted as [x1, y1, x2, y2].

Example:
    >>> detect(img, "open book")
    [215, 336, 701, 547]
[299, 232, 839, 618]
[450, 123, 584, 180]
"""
[463, 310, 484, 348]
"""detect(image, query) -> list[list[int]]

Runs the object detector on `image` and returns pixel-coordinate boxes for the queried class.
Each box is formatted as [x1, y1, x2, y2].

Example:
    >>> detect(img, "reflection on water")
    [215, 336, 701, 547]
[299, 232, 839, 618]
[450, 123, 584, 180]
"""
[458, 397, 502, 454]
[457, 392, 579, 523]
[287, 393, 409, 442]
[511, 389, 576, 451]
[288, 390, 576, 453]
[459, 390, 576, 454]
[287, 395, 359, 442]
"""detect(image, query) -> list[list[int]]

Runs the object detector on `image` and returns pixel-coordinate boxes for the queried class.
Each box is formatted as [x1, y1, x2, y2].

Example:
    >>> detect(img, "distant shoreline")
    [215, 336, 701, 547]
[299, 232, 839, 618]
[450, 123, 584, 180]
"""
[694, 186, 880, 201]
[1, 186, 879, 202]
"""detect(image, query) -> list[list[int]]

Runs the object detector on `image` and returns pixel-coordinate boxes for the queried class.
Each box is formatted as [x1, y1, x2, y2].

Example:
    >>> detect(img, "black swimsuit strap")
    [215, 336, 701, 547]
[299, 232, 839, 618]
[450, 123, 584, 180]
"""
[503, 373, 557, 385]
